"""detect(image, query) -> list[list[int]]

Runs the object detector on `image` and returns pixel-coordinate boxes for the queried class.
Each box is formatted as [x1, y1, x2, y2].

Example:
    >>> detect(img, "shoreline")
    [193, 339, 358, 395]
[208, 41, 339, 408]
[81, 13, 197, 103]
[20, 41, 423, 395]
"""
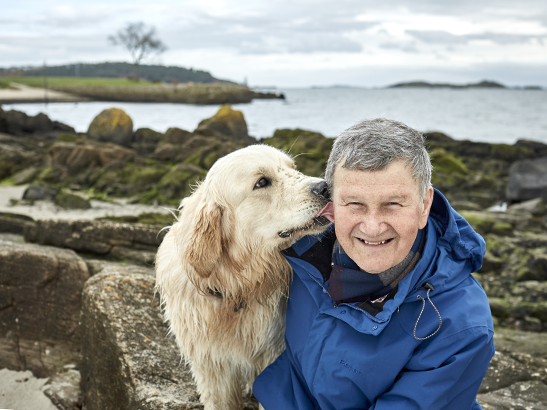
[0, 185, 174, 222]
[0, 83, 89, 104]
[0, 82, 283, 105]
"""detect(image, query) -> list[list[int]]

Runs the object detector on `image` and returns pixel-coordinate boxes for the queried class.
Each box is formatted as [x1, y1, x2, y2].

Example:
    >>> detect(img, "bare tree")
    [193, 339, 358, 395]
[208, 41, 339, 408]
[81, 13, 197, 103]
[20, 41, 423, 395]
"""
[108, 22, 167, 81]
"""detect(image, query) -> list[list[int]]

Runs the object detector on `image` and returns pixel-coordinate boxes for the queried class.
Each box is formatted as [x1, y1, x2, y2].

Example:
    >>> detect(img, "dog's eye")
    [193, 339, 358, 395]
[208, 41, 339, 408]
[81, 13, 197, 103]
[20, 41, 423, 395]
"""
[254, 177, 271, 189]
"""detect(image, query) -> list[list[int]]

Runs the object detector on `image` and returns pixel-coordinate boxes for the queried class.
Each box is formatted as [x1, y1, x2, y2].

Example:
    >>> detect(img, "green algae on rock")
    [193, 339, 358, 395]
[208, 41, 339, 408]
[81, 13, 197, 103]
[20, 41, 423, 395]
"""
[261, 128, 334, 178]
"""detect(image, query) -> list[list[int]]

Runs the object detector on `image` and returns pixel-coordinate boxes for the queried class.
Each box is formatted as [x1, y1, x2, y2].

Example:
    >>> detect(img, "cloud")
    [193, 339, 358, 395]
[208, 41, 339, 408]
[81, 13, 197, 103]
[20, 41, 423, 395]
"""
[379, 42, 419, 53]
[406, 30, 547, 45]
[160, 13, 375, 54]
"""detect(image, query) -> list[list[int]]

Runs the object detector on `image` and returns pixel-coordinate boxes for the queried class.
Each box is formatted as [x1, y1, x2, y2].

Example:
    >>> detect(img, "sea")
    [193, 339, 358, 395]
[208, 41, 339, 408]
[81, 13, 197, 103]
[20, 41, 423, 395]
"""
[3, 87, 547, 144]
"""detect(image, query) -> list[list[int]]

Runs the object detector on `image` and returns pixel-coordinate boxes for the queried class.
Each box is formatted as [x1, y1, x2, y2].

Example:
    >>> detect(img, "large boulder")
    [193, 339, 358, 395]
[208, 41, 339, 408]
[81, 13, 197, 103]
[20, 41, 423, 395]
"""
[24, 219, 165, 256]
[87, 108, 134, 146]
[0, 212, 35, 234]
[164, 127, 192, 145]
[195, 104, 252, 142]
[48, 141, 136, 176]
[2, 110, 75, 136]
[0, 240, 90, 377]
[0, 144, 38, 181]
[507, 157, 547, 202]
[478, 381, 547, 409]
[80, 266, 260, 410]
[131, 127, 165, 154]
[477, 328, 547, 408]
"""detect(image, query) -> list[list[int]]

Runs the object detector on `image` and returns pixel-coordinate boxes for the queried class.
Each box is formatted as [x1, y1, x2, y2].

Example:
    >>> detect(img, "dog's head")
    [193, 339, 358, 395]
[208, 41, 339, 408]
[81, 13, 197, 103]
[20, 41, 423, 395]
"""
[181, 144, 331, 279]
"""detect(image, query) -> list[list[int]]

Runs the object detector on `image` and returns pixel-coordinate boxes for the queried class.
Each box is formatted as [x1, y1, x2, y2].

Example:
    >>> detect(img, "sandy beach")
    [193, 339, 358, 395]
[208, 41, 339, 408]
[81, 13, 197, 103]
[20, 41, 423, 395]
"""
[0, 82, 87, 104]
[0, 369, 57, 410]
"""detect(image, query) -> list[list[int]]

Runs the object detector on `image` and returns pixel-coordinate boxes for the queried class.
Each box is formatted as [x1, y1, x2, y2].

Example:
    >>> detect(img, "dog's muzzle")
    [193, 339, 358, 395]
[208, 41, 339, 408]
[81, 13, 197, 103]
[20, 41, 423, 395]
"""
[310, 180, 330, 200]
[278, 230, 294, 238]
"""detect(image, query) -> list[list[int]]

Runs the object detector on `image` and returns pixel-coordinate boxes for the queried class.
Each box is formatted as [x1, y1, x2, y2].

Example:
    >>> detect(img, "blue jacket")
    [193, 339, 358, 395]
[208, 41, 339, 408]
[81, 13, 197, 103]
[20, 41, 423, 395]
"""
[254, 189, 495, 410]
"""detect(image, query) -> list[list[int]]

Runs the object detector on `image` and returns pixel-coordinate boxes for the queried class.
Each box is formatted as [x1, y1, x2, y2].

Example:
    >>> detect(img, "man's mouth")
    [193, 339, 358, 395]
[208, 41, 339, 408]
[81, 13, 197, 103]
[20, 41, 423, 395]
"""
[356, 237, 394, 246]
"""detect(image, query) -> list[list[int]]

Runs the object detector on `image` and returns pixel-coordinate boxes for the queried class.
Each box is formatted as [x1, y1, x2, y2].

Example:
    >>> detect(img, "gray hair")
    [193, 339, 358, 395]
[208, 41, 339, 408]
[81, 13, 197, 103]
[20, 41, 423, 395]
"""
[325, 118, 432, 198]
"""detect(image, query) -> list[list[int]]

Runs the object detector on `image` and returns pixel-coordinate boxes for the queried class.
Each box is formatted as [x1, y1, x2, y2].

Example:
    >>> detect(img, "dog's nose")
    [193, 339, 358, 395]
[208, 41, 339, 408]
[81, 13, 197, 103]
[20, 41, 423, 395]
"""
[310, 181, 330, 199]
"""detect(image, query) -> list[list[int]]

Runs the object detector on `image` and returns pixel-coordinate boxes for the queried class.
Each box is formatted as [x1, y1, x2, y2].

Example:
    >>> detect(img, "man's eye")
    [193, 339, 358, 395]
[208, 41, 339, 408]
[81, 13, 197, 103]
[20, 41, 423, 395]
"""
[387, 202, 400, 206]
[254, 177, 271, 189]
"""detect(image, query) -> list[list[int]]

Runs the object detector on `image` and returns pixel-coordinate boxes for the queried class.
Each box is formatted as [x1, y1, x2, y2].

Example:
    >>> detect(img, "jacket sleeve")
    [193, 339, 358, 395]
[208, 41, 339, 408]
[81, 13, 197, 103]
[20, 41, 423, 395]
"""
[370, 326, 495, 410]
[253, 349, 320, 410]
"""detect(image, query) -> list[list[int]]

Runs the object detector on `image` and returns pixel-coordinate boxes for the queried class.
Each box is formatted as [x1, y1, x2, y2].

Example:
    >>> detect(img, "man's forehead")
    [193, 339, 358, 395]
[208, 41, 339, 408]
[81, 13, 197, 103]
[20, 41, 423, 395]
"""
[333, 161, 421, 196]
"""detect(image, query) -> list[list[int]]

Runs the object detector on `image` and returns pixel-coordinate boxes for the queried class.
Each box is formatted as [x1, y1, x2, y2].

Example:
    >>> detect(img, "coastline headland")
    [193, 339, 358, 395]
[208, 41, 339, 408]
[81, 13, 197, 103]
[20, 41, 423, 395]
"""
[0, 78, 284, 105]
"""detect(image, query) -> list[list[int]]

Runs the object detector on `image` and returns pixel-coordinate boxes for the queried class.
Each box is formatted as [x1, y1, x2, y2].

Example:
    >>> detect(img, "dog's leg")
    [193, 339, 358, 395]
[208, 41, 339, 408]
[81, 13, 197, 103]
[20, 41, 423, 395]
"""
[258, 404, 266, 410]
[192, 358, 244, 410]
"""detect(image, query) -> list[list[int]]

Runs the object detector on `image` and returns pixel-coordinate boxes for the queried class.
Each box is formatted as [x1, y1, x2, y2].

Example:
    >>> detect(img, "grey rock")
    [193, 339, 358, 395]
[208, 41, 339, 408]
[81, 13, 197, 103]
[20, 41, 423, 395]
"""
[479, 351, 531, 393]
[450, 200, 483, 211]
[9, 166, 40, 185]
[164, 127, 192, 145]
[54, 191, 92, 210]
[24, 219, 165, 256]
[508, 197, 547, 216]
[3, 110, 75, 136]
[0, 240, 90, 377]
[80, 267, 260, 410]
[83, 259, 155, 276]
[43, 370, 83, 410]
[0, 212, 35, 234]
[507, 157, 547, 202]
[49, 141, 135, 175]
[23, 184, 59, 201]
[108, 246, 156, 266]
[478, 381, 547, 410]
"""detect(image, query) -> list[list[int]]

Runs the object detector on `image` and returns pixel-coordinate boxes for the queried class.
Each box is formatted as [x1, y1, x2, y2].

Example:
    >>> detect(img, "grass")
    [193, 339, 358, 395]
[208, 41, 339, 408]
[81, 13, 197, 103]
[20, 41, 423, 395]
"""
[0, 79, 17, 89]
[0, 76, 159, 88]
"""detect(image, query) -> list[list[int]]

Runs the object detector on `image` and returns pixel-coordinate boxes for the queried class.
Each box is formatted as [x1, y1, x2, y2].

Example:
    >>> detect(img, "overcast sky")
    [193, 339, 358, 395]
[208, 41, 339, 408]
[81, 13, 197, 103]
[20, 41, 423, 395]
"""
[1, 0, 547, 87]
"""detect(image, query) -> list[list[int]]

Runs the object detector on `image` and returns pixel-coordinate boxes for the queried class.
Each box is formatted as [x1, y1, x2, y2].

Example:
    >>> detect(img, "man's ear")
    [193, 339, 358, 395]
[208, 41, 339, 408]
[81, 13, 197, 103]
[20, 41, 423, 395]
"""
[184, 202, 224, 278]
[419, 186, 434, 229]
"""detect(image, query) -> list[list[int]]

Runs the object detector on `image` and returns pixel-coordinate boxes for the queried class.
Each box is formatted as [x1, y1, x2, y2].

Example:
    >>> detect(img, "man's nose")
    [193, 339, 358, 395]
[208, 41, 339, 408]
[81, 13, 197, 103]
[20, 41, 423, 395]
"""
[359, 210, 386, 237]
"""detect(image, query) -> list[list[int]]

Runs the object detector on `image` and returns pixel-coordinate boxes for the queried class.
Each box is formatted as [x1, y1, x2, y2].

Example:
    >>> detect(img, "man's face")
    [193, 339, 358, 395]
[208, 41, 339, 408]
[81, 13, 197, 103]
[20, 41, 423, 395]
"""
[331, 160, 434, 274]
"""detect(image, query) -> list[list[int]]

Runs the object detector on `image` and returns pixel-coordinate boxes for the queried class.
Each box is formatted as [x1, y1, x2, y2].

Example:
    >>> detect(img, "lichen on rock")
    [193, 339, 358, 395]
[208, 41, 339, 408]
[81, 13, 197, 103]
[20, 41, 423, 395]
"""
[87, 108, 134, 146]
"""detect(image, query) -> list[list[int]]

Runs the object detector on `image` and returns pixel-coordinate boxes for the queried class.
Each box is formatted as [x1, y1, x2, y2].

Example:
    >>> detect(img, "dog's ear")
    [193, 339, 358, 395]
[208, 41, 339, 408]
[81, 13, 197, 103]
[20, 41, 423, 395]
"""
[184, 201, 224, 278]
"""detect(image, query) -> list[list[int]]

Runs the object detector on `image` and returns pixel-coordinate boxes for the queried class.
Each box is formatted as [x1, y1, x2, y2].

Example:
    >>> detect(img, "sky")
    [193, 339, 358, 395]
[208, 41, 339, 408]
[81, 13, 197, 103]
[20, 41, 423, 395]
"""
[1, 0, 547, 87]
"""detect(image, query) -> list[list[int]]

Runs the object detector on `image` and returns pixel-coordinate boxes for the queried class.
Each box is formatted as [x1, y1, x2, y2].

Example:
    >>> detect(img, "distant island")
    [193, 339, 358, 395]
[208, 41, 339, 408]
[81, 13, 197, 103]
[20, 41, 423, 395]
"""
[0, 62, 235, 85]
[387, 80, 543, 90]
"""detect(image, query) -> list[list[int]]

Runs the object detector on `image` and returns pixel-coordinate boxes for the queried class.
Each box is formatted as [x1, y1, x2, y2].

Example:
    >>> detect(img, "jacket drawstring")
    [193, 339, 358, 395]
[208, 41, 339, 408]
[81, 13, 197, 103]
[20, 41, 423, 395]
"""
[414, 283, 442, 341]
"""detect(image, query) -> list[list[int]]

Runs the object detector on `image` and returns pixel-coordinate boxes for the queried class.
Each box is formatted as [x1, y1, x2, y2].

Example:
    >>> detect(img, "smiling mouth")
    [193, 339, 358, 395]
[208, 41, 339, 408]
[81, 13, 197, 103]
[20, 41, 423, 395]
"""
[357, 237, 394, 246]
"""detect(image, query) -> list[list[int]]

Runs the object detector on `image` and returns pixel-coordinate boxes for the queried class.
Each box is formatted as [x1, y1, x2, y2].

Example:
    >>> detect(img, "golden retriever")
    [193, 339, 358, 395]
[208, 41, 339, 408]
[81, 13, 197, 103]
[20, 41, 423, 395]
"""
[155, 144, 330, 410]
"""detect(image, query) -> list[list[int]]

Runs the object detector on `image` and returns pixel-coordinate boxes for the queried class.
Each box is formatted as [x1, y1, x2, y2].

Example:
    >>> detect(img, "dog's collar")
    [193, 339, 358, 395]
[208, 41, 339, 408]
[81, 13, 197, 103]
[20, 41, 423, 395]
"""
[207, 287, 246, 312]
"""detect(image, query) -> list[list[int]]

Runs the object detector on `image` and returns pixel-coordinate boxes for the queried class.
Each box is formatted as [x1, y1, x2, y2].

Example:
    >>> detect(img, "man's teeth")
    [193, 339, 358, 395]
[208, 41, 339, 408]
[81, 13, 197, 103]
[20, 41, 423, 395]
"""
[361, 239, 389, 245]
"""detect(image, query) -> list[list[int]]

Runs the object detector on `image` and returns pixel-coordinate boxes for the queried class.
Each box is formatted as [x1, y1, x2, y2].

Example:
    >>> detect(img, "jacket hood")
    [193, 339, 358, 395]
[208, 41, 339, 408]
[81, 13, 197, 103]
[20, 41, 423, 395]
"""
[412, 189, 485, 293]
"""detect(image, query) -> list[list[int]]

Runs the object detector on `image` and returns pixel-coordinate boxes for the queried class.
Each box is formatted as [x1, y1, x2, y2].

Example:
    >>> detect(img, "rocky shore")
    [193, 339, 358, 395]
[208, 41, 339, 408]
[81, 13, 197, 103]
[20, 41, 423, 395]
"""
[1, 104, 547, 409]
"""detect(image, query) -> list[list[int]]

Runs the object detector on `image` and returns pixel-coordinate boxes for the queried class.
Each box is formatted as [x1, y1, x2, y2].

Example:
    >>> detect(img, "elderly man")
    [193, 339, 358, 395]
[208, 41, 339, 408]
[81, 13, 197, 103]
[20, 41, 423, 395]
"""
[253, 118, 495, 409]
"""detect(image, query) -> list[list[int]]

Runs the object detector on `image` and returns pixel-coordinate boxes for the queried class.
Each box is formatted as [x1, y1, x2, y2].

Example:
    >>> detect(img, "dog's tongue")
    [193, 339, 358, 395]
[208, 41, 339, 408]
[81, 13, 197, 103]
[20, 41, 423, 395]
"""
[315, 202, 334, 223]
